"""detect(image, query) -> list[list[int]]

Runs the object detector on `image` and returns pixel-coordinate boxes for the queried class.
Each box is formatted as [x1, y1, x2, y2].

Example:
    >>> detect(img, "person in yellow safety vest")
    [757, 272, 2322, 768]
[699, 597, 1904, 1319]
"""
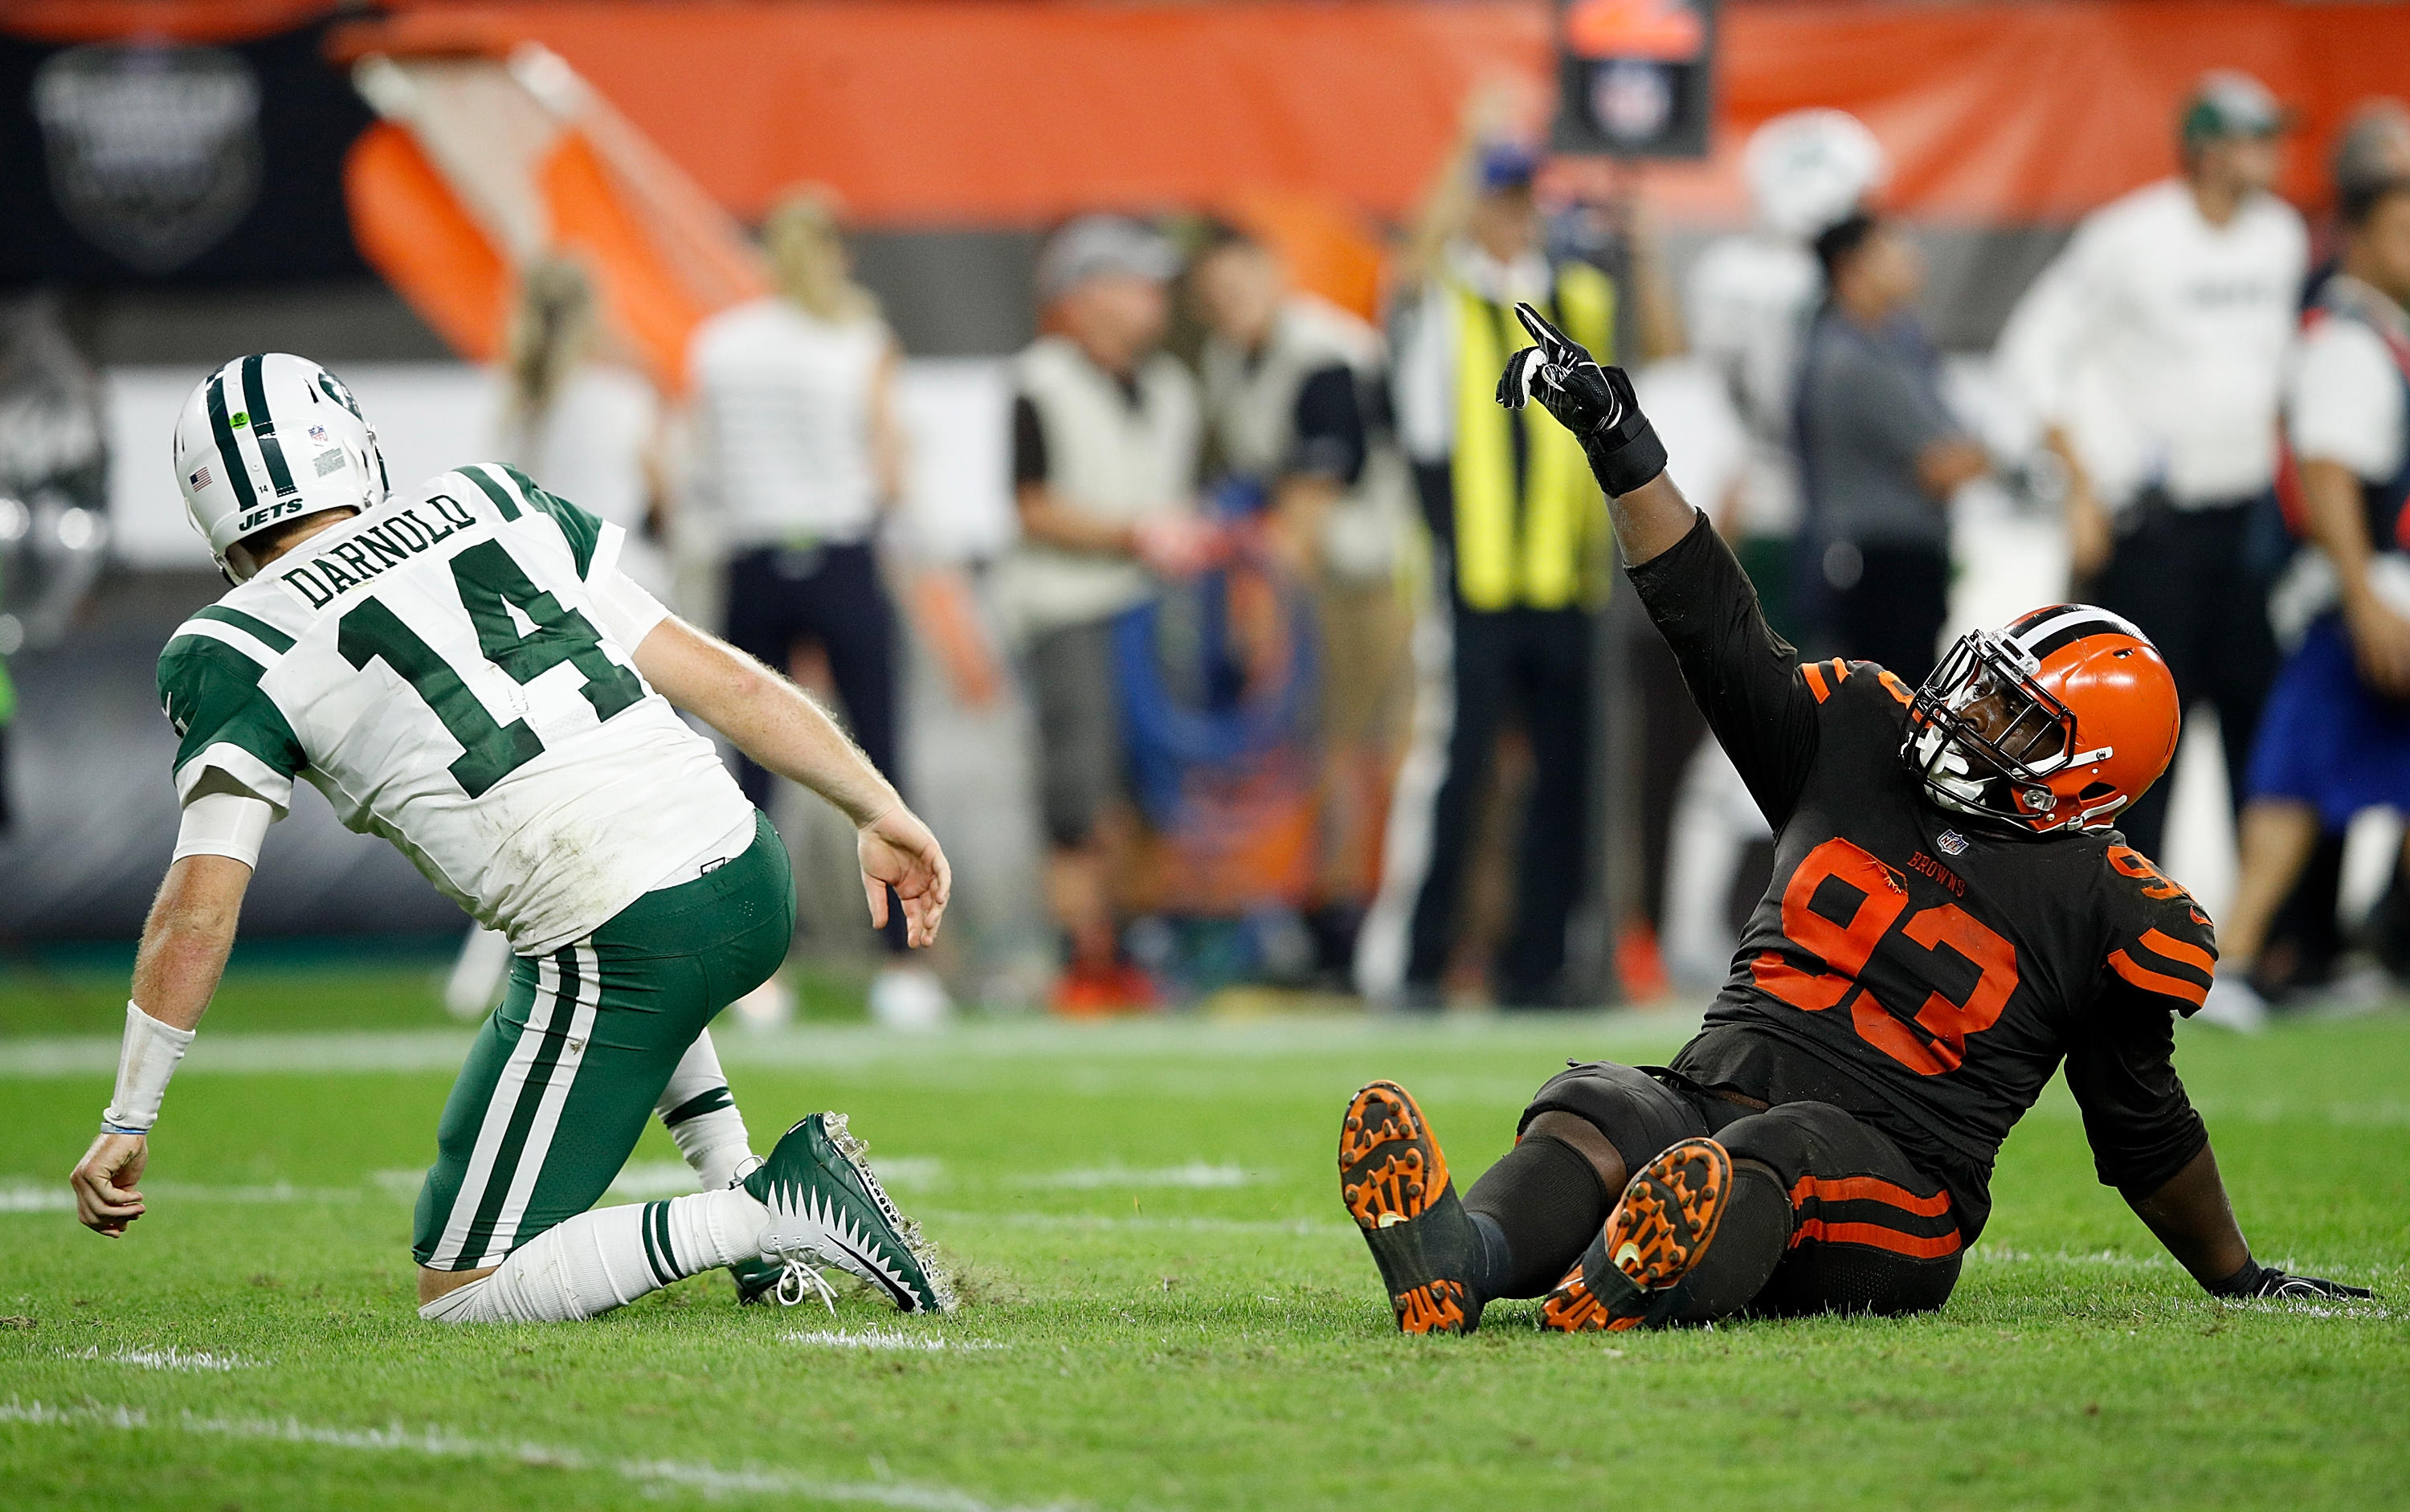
[1367, 139, 1618, 1009]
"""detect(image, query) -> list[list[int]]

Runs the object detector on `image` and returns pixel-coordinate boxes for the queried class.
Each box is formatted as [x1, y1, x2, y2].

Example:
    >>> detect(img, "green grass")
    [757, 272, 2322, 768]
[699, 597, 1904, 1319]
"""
[2, 970, 2405, 1510]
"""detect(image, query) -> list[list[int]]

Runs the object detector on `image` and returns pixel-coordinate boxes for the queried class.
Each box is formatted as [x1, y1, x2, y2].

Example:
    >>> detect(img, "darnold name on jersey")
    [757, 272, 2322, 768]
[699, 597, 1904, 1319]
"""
[276, 494, 480, 609]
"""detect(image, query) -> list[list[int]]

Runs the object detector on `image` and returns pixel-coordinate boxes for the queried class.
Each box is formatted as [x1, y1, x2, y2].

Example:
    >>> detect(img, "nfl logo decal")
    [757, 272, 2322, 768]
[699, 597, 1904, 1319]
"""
[1938, 831, 1968, 856]
[188, 464, 212, 489]
[308, 424, 328, 441]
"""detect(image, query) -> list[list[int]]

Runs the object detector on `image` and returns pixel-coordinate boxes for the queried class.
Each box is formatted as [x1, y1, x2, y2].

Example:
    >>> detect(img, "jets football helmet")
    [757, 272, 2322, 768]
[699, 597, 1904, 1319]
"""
[174, 353, 388, 581]
[1904, 603, 2180, 835]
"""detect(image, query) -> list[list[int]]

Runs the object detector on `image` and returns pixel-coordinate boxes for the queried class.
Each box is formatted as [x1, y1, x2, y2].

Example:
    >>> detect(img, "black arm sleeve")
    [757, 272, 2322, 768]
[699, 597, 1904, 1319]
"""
[1289, 363, 1368, 487]
[2063, 981, 2210, 1196]
[1624, 510, 1822, 825]
[1011, 394, 1049, 488]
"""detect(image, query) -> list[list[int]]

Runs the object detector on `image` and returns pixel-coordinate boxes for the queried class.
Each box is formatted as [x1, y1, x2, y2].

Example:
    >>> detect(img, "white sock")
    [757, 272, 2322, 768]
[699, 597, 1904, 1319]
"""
[418, 1188, 769, 1323]
[655, 1029, 755, 1190]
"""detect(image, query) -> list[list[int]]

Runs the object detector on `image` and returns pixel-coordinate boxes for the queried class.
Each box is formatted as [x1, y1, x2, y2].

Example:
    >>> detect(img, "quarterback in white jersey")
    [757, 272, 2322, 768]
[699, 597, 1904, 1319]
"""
[70, 353, 957, 1323]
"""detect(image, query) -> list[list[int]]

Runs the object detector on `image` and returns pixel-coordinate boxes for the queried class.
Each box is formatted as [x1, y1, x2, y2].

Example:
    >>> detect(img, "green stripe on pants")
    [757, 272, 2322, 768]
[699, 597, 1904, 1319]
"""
[413, 813, 796, 1269]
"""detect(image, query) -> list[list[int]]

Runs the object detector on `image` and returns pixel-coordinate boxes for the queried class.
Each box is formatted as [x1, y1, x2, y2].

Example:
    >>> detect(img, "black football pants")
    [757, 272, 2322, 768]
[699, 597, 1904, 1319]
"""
[1403, 603, 1593, 1003]
[2089, 496, 2278, 864]
[1468, 1060, 1965, 1319]
[722, 541, 906, 954]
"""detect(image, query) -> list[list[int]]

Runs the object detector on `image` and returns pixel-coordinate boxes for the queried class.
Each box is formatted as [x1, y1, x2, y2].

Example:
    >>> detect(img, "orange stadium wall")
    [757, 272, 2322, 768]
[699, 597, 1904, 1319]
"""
[305, 0, 2410, 230]
[15, 1, 2404, 228]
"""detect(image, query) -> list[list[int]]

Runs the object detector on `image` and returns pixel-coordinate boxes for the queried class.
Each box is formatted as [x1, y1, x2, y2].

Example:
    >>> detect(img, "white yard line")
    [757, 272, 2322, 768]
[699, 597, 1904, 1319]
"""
[924, 1209, 1348, 1237]
[0, 1180, 361, 1213]
[784, 1329, 1007, 1353]
[56, 1346, 255, 1372]
[0, 1008, 1706, 1081]
[0, 1399, 1075, 1511]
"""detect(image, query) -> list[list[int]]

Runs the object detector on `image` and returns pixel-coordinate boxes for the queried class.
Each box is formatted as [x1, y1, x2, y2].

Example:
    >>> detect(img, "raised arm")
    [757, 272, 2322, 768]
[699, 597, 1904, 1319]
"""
[68, 853, 254, 1236]
[632, 613, 949, 946]
[1499, 302, 1821, 822]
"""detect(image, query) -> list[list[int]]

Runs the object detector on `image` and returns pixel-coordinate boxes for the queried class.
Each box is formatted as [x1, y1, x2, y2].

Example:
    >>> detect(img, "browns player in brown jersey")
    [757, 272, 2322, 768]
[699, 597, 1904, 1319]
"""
[1338, 304, 2369, 1334]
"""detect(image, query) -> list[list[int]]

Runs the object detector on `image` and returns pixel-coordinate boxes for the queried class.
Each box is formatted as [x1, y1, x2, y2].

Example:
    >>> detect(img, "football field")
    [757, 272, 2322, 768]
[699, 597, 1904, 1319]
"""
[2, 966, 2405, 1511]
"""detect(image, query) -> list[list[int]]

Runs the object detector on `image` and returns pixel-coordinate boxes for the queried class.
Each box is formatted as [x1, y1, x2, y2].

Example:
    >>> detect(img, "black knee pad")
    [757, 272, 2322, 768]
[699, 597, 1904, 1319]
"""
[1517, 1061, 1709, 1170]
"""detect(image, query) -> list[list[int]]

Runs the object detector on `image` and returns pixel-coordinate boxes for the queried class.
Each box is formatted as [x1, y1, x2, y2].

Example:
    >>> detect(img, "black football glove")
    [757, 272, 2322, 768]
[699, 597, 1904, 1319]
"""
[1494, 300, 1669, 497]
[2210, 1259, 2372, 1302]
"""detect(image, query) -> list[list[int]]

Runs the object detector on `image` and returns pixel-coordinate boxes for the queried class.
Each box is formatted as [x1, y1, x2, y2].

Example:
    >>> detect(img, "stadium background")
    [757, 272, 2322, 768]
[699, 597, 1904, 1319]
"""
[2, 0, 2404, 1002]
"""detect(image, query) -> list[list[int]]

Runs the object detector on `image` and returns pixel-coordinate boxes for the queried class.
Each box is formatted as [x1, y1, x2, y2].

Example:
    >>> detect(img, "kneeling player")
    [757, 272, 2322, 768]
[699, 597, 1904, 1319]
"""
[68, 354, 952, 1322]
[1338, 309, 2368, 1332]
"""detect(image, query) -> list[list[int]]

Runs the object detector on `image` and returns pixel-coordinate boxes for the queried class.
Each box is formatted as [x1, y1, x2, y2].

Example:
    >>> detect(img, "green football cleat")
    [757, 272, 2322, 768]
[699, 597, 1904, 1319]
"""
[742, 1112, 952, 1314]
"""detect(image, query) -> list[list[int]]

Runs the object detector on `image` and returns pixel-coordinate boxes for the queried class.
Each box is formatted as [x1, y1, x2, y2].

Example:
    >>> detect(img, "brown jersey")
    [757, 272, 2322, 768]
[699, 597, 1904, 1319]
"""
[1629, 513, 2213, 1240]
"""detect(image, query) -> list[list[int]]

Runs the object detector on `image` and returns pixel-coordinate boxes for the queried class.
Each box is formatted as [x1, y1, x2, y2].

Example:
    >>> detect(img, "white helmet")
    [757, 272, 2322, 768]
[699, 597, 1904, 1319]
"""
[174, 353, 388, 581]
[1745, 109, 1887, 242]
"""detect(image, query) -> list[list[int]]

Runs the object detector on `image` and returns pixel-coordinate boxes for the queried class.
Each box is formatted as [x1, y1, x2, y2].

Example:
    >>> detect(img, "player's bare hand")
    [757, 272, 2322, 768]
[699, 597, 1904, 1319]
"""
[71, 1131, 149, 1236]
[858, 806, 952, 949]
[2345, 592, 2410, 697]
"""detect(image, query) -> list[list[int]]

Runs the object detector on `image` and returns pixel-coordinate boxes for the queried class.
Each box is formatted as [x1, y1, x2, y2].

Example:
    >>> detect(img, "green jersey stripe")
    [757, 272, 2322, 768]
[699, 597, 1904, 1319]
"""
[458, 464, 522, 521]
[205, 373, 259, 516]
[240, 354, 300, 500]
[157, 634, 306, 782]
[191, 605, 296, 654]
[496, 463, 604, 578]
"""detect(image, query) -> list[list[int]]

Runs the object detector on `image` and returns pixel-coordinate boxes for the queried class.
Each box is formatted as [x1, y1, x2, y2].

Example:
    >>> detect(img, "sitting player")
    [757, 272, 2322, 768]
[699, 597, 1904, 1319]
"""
[1338, 308, 2369, 1333]
[67, 353, 953, 1323]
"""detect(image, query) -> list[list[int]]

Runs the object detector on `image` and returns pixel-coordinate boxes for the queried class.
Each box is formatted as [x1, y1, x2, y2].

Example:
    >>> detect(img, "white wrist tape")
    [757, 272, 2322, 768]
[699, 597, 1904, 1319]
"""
[102, 1001, 195, 1134]
[174, 789, 276, 869]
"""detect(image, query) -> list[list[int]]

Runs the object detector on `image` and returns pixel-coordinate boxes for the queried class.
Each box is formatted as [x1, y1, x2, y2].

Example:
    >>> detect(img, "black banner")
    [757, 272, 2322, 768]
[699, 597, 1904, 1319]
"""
[0, 22, 373, 288]
[1550, 0, 1719, 161]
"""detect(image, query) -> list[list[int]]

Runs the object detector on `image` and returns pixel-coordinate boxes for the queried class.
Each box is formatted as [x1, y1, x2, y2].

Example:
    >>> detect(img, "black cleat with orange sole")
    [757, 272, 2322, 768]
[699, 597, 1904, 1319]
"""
[1338, 1080, 1485, 1335]
[1540, 1136, 1733, 1333]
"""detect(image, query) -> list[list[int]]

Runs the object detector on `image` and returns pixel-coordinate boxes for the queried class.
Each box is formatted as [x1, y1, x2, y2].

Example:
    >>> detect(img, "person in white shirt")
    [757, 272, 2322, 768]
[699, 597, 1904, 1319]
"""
[2204, 176, 2410, 1029]
[1997, 70, 2307, 861]
[498, 259, 670, 596]
[688, 189, 943, 1018]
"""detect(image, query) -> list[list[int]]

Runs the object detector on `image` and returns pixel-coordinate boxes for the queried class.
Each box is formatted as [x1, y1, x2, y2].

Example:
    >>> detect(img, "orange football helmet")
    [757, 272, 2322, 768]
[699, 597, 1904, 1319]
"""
[1903, 604, 2180, 835]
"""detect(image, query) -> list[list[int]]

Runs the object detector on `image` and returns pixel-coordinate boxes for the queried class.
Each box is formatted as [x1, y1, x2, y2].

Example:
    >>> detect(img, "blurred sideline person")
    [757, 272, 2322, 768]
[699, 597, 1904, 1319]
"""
[1659, 110, 1885, 991]
[1369, 132, 1616, 1009]
[2310, 102, 2410, 296]
[1689, 108, 1886, 632]
[1999, 69, 2307, 863]
[447, 257, 672, 1020]
[2207, 175, 2410, 1030]
[1000, 216, 1210, 1012]
[0, 291, 110, 835]
[1796, 212, 1988, 686]
[1337, 301, 2367, 1340]
[1193, 223, 1412, 972]
[71, 353, 953, 1322]
[688, 188, 950, 1028]
[2255, 100, 2410, 995]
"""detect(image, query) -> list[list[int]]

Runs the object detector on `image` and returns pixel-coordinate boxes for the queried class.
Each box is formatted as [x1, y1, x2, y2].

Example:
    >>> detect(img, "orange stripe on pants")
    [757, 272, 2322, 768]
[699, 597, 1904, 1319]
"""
[1791, 1218, 1964, 1259]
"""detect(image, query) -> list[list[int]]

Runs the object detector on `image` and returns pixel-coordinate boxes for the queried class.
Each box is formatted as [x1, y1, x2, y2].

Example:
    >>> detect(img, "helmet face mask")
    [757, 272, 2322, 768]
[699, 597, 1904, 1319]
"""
[174, 353, 387, 582]
[1906, 633, 2083, 828]
[1901, 606, 2174, 836]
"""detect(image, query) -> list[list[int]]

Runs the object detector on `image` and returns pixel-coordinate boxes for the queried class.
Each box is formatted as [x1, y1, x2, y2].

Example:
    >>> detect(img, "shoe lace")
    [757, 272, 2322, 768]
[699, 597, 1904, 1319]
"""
[766, 1240, 841, 1315]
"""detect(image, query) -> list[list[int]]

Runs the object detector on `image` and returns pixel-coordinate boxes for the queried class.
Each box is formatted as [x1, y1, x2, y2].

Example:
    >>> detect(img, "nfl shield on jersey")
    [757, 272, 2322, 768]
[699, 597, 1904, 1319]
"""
[156, 461, 755, 954]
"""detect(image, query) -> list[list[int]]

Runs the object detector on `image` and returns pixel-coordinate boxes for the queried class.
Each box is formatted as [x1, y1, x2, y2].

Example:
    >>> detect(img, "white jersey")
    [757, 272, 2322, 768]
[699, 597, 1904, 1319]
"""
[156, 462, 756, 954]
[1997, 178, 2306, 509]
[686, 297, 890, 549]
[1685, 231, 1822, 537]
